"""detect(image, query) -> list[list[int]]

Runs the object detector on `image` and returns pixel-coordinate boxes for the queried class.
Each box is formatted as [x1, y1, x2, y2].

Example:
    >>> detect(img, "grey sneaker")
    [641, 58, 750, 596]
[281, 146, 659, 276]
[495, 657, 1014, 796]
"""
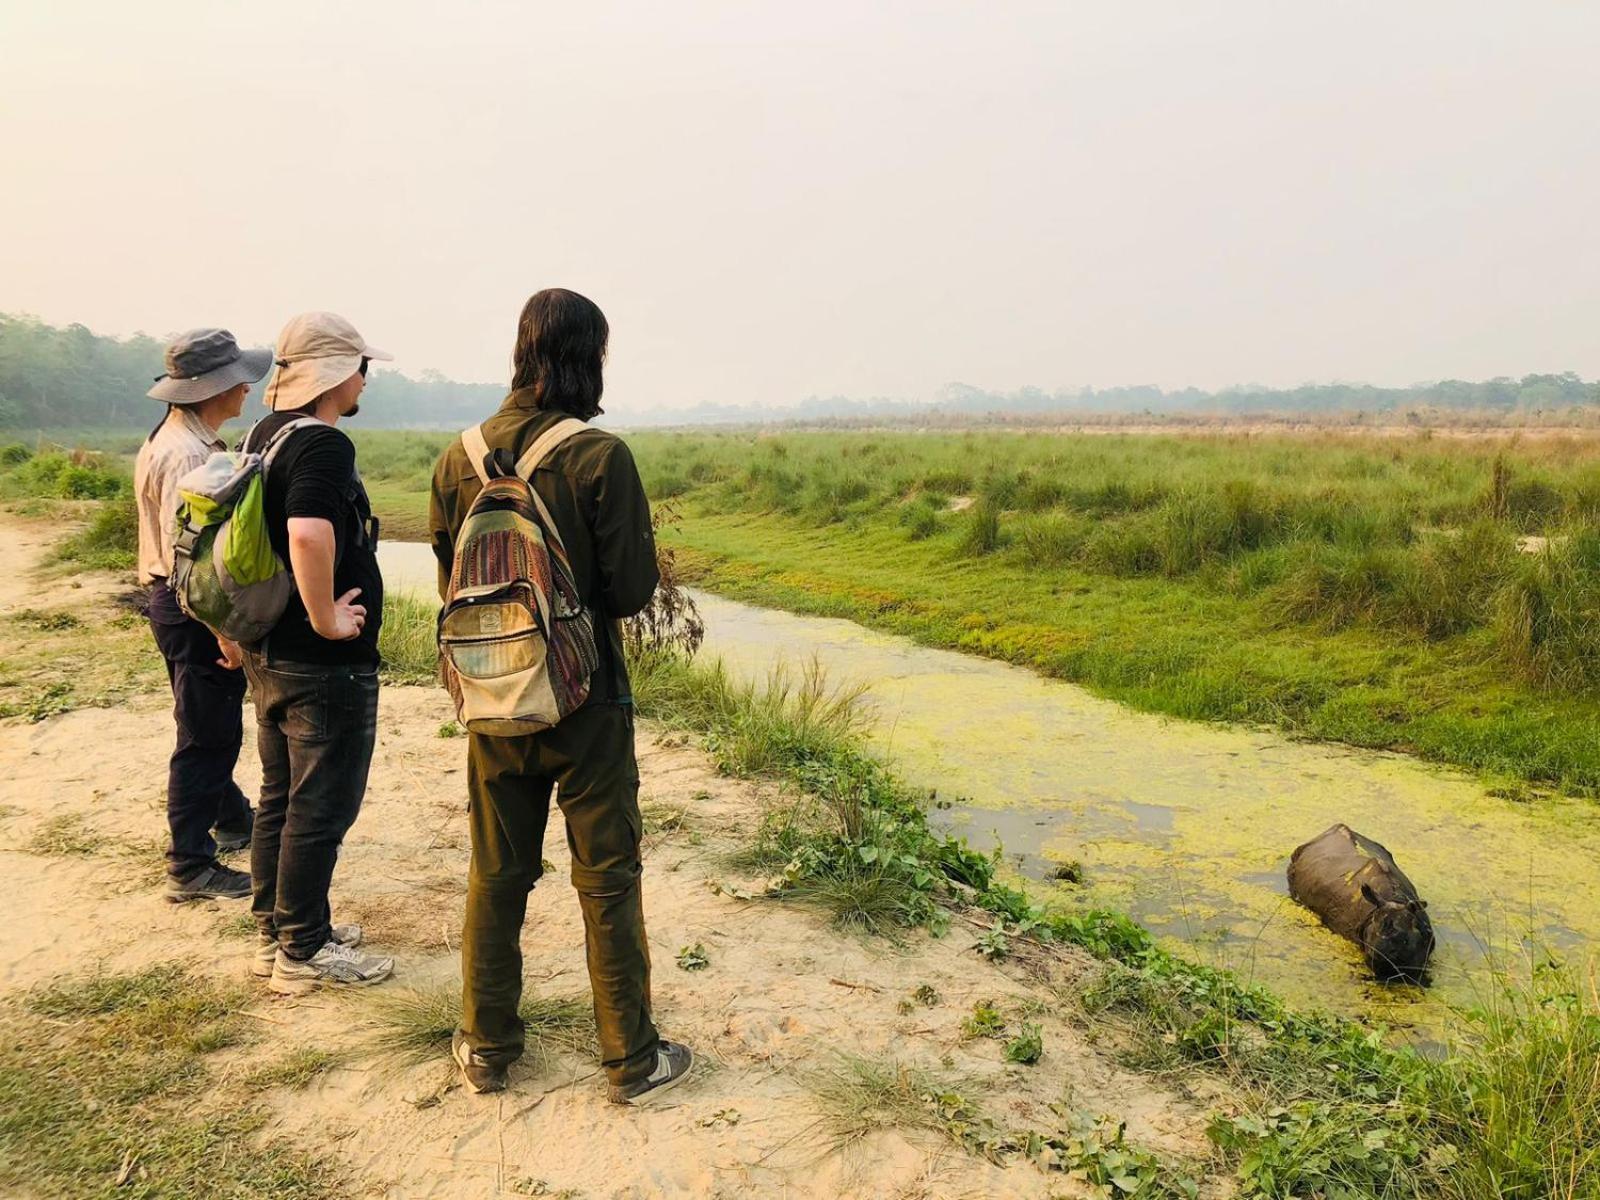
[451, 1032, 508, 1095]
[251, 924, 363, 978]
[606, 1040, 695, 1105]
[268, 940, 393, 995]
[165, 864, 251, 904]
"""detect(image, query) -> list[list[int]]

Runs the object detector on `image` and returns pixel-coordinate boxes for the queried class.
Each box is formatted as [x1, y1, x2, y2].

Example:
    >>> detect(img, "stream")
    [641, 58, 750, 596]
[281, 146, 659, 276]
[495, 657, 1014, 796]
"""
[379, 541, 1600, 1034]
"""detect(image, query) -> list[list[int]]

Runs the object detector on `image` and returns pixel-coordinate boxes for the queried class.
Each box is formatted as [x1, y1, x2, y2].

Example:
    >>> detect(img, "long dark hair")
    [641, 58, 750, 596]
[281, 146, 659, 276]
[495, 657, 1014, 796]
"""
[510, 288, 608, 418]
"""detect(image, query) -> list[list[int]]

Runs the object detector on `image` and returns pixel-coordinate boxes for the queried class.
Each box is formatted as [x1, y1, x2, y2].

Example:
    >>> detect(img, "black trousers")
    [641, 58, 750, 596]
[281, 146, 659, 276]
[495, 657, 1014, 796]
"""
[243, 652, 379, 960]
[147, 582, 253, 879]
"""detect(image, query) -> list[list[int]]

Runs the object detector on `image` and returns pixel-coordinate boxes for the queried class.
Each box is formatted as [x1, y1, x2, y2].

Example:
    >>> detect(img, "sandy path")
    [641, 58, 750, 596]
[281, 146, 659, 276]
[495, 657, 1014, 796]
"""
[0, 516, 1216, 1199]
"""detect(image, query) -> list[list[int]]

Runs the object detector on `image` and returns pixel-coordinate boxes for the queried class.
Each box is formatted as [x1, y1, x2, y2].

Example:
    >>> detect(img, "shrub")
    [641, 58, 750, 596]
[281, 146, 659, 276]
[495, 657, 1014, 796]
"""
[0, 443, 30, 466]
[54, 496, 137, 570]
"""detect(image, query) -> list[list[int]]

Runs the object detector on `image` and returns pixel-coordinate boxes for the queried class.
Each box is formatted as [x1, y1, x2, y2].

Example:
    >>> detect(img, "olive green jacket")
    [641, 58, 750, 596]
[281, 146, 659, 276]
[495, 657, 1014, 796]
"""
[428, 391, 658, 704]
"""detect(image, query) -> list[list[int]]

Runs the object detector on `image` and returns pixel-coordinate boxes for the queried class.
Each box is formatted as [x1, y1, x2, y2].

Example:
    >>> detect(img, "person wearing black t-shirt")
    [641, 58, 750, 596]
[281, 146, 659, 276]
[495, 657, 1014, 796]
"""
[241, 312, 396, 995]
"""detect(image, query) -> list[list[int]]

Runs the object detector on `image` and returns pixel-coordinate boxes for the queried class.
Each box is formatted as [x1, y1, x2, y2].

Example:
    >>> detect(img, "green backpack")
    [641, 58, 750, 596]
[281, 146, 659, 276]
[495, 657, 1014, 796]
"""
[169, 418, 322, 644]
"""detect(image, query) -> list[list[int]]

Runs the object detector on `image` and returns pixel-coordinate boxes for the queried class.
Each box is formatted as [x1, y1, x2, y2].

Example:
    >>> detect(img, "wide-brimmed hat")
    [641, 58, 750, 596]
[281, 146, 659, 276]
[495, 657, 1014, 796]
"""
[264, 311, 393, 411]
[147, 328, 273, 405]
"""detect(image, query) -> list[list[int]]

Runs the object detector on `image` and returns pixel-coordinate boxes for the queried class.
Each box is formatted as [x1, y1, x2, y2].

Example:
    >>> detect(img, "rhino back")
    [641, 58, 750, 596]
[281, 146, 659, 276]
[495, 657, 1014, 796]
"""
[1287, 824, 1373, 940]
[1342, 828, 1422, 902]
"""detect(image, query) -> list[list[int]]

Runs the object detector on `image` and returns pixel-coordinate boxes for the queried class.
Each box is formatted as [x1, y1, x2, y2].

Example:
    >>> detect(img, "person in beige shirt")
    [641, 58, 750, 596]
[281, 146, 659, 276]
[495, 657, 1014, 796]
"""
[135, 328, 270, 903]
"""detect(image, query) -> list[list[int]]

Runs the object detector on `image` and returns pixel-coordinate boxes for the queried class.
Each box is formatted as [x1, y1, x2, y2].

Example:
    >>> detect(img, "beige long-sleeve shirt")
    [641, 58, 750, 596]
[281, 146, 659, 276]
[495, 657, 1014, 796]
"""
[133, 407, 226, 584]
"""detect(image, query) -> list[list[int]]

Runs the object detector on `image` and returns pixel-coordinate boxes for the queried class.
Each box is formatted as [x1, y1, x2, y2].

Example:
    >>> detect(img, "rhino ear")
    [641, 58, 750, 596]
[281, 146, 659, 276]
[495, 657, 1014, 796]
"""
[1360, 883, 1381, 906]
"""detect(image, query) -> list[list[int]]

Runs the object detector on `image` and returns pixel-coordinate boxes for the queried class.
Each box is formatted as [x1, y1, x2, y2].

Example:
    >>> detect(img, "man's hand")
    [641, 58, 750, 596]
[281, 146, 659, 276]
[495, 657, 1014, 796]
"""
[315, 588, 367, 641]
[216, 636, 245, 670]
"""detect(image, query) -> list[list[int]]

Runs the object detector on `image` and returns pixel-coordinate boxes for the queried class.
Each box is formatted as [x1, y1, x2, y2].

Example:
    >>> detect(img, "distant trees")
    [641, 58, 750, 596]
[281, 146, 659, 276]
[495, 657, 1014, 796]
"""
[0, 315, 166, 428]
[0, 313, 506, 431]
[4, 311, 1598, 430]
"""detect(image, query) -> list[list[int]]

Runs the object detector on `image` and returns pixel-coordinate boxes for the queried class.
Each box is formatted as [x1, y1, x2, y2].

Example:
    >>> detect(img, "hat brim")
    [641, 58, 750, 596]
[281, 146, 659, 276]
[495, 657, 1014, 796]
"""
[147, 347, 274, 405]
[264, 353, 367, 411]
[361, 344, 394, 362]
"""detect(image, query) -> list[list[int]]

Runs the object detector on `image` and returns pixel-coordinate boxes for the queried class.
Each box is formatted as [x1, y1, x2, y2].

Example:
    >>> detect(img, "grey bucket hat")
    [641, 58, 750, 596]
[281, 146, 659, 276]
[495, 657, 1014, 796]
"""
[147, 328, 274, 405]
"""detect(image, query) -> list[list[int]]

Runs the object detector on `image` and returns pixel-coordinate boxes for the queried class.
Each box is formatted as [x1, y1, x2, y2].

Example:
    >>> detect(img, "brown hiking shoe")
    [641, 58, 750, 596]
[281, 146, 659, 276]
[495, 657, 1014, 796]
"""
[606, 1040, 694, 1105]
[452, 1033, 508, 1095]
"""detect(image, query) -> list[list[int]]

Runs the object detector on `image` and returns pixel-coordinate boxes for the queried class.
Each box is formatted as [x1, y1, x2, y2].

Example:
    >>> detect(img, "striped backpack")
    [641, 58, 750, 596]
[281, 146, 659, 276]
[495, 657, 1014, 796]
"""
[438, 418, 601, 735]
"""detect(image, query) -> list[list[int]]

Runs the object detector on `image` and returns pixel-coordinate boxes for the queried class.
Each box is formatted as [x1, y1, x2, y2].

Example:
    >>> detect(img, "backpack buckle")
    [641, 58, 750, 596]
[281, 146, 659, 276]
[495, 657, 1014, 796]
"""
[172, 522, 201, 561]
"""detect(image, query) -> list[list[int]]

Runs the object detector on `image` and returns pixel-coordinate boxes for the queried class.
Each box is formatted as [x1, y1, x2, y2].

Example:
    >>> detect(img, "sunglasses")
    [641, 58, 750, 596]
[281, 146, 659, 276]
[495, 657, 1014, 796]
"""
[358, 356, 371, 378]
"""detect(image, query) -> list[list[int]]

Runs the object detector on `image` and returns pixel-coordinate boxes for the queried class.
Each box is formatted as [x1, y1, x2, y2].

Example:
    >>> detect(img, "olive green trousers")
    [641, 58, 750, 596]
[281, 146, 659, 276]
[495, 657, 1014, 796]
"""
[457, 703, 658, 1086]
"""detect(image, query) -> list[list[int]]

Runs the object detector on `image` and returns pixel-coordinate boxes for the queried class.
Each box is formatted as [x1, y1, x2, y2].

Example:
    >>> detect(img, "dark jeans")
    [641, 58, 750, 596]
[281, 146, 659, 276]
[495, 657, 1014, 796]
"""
[458, 703, 658, 1087]
[243, 652, 379, 961]
[148, 582, 253, 879]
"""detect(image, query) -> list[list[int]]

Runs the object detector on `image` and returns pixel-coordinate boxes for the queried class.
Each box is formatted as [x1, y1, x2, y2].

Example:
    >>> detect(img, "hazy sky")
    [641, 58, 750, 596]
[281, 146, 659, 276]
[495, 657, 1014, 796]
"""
[3, 2, 1598, 414]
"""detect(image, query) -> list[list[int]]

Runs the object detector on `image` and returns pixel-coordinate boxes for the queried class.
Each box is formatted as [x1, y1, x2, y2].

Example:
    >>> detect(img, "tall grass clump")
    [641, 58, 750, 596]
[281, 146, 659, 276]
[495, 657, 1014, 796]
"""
[1013, 511, 1091, 565]
[376, 592, 440, 683]
[899, 495, 942, 541]
[1424, 957, 1600, 1200]
[957, 499, 1002, 557]
[633, 653, 866, 777]
[364, 982, 594, 1069]
[1495, 526, 1600, 691]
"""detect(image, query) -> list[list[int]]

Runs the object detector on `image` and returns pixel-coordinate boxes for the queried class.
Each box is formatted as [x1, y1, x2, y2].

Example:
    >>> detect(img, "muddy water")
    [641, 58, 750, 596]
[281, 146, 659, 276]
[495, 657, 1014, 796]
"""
[379, 543, 1600, 1030]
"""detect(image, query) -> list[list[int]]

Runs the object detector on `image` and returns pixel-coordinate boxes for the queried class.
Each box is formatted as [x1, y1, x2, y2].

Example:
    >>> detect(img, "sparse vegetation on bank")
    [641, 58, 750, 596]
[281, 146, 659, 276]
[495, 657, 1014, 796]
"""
[0, 963, 339, 1198]
[630, 644, 1600, 1199]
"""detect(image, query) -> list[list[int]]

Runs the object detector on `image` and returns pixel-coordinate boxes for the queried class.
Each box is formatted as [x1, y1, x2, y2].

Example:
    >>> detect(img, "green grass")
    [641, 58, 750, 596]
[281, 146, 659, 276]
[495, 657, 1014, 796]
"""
[595, 429, 1600, 795]
[0, 963, 339, 1198]
[244, 1048, 344, 1091]
[26, 813, 100, 856]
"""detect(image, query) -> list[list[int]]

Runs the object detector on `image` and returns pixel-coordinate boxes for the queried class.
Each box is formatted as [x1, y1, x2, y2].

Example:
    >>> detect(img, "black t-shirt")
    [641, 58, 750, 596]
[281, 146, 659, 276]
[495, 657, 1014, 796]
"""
[244, 414, 383, 666]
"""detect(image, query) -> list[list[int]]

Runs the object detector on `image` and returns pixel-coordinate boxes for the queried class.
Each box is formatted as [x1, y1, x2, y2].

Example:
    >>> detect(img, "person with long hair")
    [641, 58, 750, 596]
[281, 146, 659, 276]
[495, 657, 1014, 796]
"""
[428, 288, 693, 1102]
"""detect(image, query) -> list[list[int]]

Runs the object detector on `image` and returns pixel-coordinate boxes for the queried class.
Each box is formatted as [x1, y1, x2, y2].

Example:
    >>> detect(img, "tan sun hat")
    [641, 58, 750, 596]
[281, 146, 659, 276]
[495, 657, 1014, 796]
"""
[264, 311, 394, 411]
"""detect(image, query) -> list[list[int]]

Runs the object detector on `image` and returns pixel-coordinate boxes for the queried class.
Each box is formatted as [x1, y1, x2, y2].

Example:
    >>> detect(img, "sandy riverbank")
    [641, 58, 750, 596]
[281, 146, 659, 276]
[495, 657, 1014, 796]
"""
[0, 514, 1217, 1199]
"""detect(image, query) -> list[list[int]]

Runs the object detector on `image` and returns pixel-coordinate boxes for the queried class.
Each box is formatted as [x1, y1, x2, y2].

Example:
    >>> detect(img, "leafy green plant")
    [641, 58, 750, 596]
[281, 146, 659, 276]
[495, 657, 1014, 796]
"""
[975, 919, 1011, 961]
[962, 1000, 1006, 1040]
[676, 943, 710, 971]
[1003, 1023, 1043, 1065]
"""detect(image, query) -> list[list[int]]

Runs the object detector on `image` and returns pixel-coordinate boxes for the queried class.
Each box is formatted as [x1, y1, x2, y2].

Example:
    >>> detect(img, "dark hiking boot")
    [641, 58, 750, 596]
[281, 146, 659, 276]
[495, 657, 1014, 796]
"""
[606, 1040, 694, 1105]
[213, 815, 254, 853]
[452, 1033, 508, 1095]
[251, 924, 363, 978]
[165, 863, 251, 903]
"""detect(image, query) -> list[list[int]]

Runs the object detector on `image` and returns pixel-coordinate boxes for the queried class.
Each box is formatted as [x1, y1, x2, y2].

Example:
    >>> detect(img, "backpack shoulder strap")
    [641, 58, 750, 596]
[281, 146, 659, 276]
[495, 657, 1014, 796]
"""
[513, 417, 588, 481]
[258, 417, 328, 471]
[460, 424, 494, 487]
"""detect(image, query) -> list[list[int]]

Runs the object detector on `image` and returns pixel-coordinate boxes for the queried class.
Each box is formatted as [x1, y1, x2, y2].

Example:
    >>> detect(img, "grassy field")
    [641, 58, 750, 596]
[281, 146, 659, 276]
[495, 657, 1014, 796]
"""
[17, 425, 1600, 793]
[608, 429, 1600, 796]
[4, 430, 1598, 1197]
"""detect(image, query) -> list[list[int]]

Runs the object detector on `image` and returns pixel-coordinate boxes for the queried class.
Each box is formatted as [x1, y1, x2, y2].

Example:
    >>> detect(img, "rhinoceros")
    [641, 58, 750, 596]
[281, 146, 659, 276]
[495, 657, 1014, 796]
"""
[1287, 823, 1434, 983]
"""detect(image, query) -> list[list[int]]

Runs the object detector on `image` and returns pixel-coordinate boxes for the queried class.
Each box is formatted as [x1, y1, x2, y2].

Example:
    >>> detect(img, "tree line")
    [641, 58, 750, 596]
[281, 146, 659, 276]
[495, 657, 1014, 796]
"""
[0, 313, 503, 430]
[4, 311, 1597, 430]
